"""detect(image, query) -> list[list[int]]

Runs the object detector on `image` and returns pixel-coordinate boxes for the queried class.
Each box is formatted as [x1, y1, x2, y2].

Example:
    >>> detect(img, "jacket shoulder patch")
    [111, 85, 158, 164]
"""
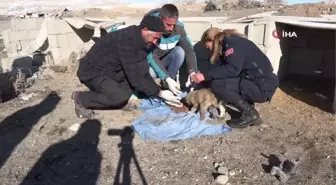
[225, 48, 234, 56]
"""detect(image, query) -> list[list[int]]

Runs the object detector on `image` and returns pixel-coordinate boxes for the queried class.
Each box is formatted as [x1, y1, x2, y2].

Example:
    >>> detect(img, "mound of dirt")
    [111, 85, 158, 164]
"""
[275, 2, 336, 17]
[204, 0, 285, 12]
[68, 7, 151, 19]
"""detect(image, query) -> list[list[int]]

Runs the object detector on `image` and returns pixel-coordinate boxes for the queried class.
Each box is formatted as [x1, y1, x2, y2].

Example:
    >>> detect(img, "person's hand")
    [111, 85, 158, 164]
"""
[165, 77, 182, 96]
[192, 72, 205, 83]
[158, 90, 183, 107]
[185, 72, 196, 88]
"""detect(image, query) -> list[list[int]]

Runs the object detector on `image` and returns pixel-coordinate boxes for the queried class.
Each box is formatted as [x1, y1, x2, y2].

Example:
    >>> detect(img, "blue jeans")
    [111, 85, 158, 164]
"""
[149, 46, 185, 80]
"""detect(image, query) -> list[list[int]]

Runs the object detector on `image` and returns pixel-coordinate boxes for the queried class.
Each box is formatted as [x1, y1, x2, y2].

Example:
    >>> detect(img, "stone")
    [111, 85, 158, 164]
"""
[215, 174, 229, 185]
[217, 166, 229, 175]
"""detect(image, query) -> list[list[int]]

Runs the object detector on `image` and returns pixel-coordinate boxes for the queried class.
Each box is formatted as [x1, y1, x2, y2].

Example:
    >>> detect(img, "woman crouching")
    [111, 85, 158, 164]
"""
[192, 29, 279, 128]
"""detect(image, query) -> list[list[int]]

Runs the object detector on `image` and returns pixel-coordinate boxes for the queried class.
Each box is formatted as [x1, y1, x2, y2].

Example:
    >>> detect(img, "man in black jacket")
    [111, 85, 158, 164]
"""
[72, 16, 182, 118]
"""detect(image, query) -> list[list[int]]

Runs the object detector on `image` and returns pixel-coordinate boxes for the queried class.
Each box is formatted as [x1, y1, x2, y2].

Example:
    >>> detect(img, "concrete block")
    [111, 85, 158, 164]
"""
[211, 23, 248, 35]
[46, 19, 74, 35]
[36, 18, 45, 29]
[7, 52, 19, 58]
[49, 47, 72, 65]
[7, 30, 29, 42]
[321, 50, 336, 79]
[11, 18, 39, 31]
[248, 23, 266, 46]
[66, 32, 84, 49]
[56, 34, 68, 48]
[2, 30, 10, 51]
[9, 42, 20, 53]
[19, 40, 32, 51]
[0, 58, 13, 72]
[288, 48, 324, 76]
[183, 22, 211, 42]
[28, 30, 40, 40]
[48, 35, 58, 48]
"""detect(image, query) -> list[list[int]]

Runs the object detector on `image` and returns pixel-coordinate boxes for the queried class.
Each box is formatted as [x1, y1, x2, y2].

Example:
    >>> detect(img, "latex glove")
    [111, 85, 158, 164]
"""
[192, 72, 205, 83]
[159, 90, 183, 107]
[165, 77, 182, 96]
[185, 72, 196, 88]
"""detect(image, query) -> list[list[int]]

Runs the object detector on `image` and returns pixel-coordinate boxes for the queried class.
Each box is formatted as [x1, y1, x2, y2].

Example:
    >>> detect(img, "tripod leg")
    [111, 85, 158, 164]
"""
[132, 151, 148, 185]
[122, 148, 132, 185]
[113, 151, 124, 185]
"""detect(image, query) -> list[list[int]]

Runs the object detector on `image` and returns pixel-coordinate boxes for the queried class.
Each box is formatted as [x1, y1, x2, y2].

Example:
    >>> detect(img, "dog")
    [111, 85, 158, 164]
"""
[182, 88, 226, 121]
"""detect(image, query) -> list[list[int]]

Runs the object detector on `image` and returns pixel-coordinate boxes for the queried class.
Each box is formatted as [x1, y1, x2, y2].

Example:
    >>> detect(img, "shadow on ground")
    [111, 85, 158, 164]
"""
[279, 75, 335, 113]
[20, 119, 102, 185]
[108, 126, 148, 185]
[0, 91, 60, 169]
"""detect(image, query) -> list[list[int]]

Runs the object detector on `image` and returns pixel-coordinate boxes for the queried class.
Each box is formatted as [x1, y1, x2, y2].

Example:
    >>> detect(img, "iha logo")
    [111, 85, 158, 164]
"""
[272, 30, 298, 39]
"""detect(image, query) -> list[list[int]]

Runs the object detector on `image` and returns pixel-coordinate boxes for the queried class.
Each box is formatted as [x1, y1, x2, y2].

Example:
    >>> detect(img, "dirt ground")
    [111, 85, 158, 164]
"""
[0, 63, 335, 185]
[275, 2, 336, 17]
[65, 2, 336, 19]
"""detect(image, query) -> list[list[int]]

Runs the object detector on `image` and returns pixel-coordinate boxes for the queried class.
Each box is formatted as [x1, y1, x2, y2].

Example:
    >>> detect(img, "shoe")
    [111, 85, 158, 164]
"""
[227, 100, 262, 128]
[71, 91, 95, 118]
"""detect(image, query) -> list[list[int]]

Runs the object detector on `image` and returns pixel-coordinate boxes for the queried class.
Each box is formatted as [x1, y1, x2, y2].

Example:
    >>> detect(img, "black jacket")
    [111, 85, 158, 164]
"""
[205, 35, 279, 92]
[77, 25, 160, 97]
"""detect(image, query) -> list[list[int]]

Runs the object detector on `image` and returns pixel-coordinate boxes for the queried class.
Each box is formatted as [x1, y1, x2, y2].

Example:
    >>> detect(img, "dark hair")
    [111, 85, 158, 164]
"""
[160, 4, 179, 18]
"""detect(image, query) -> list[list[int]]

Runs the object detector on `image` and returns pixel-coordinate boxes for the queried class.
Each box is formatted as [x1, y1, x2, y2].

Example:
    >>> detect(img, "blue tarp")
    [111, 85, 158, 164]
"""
[131, 97, 232, 142]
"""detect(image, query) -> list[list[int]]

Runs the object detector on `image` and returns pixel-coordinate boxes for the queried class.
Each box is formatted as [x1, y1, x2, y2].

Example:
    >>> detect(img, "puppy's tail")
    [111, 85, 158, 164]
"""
[217, 100, 226, 119]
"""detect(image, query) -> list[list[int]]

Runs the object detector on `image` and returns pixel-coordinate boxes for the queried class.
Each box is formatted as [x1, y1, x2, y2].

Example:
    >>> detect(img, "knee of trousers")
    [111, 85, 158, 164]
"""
[105, 92, 131, 107]
[172, 46, 185, 64]
[211, 79, 230, 94]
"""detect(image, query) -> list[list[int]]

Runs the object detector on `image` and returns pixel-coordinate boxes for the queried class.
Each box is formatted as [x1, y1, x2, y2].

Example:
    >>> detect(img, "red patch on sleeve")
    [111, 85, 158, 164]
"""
[225, 48, 234, 56]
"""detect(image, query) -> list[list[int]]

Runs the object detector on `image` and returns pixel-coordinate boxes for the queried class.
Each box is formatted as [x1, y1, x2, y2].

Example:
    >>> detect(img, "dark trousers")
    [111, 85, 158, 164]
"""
[211, 78, 271, 105]
[78, 76, 133, 109]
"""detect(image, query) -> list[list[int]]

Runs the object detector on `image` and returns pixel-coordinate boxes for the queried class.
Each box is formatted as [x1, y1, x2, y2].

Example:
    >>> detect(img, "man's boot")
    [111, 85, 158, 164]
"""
[227, 100, 262, 128]
[71, 91, 95, 118]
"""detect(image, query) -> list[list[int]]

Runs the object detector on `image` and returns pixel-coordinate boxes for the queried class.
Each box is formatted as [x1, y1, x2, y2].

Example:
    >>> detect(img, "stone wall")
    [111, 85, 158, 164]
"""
[2, 17, 335, 80]
[1, 18, 92, 72]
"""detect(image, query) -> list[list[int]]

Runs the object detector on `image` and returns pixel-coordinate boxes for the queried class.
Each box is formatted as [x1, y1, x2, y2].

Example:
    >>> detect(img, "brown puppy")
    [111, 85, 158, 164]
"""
[184, 88, 226, 121]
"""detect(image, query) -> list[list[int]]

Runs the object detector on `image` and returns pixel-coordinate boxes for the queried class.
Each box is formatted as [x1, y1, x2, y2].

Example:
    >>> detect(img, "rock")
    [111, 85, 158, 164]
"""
[217, 166, 229, 175]
[19, 92, 34, 101]
[229, 170, 236, 176]
[252, 175, 258, 179]
[282, 159, 297, 174]
[40, 68, 55, 79]
[214, 162, 220, 168]
[215, 174, 229, 185]
[271, 166, 290, 182]
[69, 123, 80, 132]
[48, 65, 68, 73]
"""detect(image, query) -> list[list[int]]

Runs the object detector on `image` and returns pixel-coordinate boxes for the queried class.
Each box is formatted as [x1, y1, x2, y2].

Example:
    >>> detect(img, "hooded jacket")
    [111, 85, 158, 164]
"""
[145, 8, 198, 80]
